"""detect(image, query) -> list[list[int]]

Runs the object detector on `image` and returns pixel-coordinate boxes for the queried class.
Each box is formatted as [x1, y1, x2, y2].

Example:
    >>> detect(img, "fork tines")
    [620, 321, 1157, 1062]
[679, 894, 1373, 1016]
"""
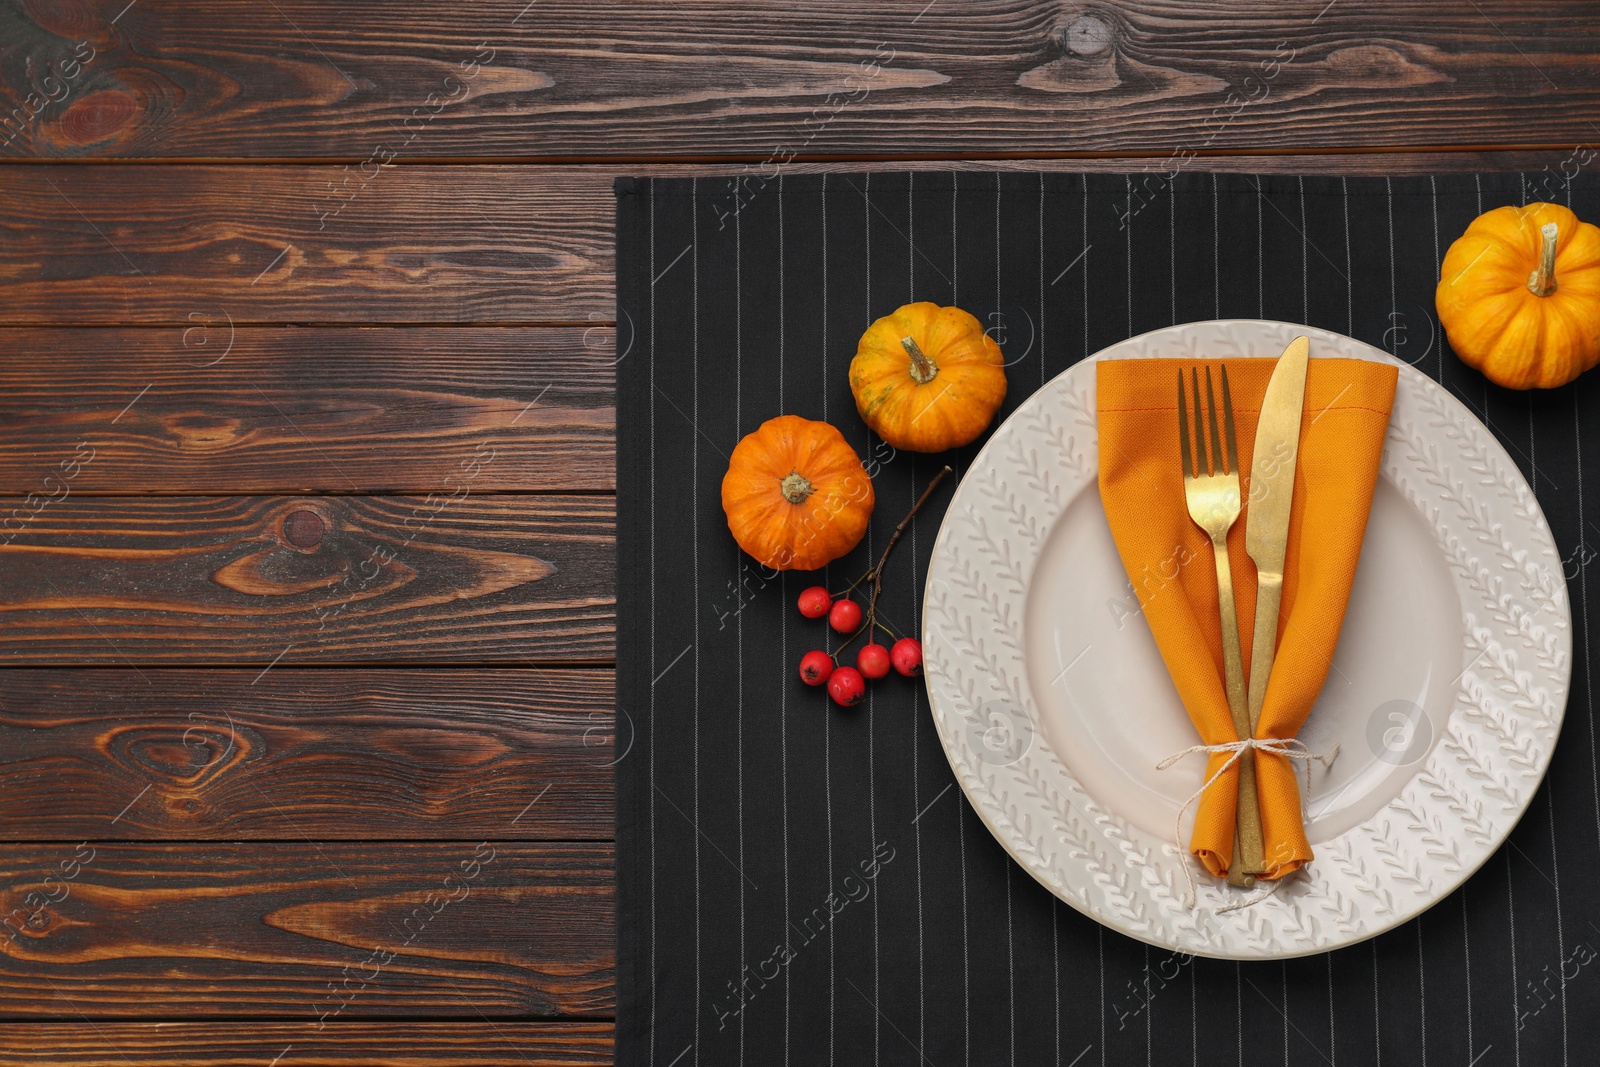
[1178, 365, 1239, 479]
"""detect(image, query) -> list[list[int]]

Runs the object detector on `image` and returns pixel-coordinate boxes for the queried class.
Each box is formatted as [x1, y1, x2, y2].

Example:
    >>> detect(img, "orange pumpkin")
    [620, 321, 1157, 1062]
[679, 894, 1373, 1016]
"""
[721, 415, 874, 571]
[1436, 202, 1600, 389]
[849, 302, 1007, 452]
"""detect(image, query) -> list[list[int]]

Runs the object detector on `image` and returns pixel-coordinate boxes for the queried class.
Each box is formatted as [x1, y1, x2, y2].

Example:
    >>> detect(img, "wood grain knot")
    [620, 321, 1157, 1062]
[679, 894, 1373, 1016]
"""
[108, 722, 248, 788]
[282, 509, 325, 549]
[0, 899, 53, 943]
[166, 412, 245, 449]
[58, 90, 138, 146]
[22, 0, 97, 39]
[1064, 13, 1113, 56]
[1019, 11, 1126, 92]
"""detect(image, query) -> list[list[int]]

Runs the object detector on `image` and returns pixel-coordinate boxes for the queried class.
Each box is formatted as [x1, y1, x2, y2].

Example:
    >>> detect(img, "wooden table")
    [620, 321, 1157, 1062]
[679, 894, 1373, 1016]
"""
[0, 2, 1592, 1062]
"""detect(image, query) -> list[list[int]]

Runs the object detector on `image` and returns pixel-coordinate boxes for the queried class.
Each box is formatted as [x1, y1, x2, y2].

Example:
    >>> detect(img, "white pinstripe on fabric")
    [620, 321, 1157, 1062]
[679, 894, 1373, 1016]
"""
[1463, 889, 1473, 1060]
[778, 175, 791, 1067]
[1385, 177, 1396, 357]
[1563, 177, 1600, 905]
[1043, 171, 1061, 1067]
[1565, 156, 1591, 1067]
[1430, 176, 1442, 381]
[1129, 181, 1143, 1067]
[821, 173, 836, 1067]
[953, 170, 971, 1067]
[1475, 174, 1488, 415]
[1055, 902, 1062, 1066]
[1435, 176, 1472, 1063]
[864, 172, 882, 1067]
[1508, 849, 1520, 1067]
[1090, 177, 1102, 1067]
[913, 443, 927, 1051]
[1125, 174, 1133, 339]
[1146, 943, 1152, 1066]
[1418, 923, 1427, 1067]
[1341, 176, 1353, 335]
[1008, 863, 1017, 1067]
[1233, 183, 1243, 1067]
[691, 175, 702, 1067]
[1299, 176, 1308, 323]
[1367, 176, 1380, 1067]
[1578, 375, 1597, 876]
[734, 199, 746, 1067]
[1328, 955, 1336, 1067]
[1524, 175, 1569, 1060]
[999, 173, 1017, 1067]
[648, 176, 659, 1067]
[1213, 173, 1220, 319]
[959, 736, 969, 1066]
[909, 172, 927, 1061]
[1372, 944, 1380, 1066]
[1257, 175, 1264, 319]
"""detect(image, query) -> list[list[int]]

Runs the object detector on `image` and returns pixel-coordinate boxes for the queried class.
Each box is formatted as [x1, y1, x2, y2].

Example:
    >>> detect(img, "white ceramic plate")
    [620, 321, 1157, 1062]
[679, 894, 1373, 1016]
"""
[922, 320, 1572, 960]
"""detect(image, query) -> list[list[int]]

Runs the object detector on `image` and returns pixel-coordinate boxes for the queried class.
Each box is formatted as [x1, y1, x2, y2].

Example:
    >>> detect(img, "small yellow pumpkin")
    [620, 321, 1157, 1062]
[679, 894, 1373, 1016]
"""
[1436, 202, 1600, 389]
[721, 415, 874, 571]
[849, 301, 1007, 452]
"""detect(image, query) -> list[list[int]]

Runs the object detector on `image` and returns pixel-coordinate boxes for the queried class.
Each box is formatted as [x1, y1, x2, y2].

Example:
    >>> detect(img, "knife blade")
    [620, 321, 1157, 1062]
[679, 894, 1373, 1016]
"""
[1244, 336, 1309, 736]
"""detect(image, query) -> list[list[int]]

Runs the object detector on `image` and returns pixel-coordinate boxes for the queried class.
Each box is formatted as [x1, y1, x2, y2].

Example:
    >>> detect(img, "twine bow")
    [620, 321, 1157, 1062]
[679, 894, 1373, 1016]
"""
[1157, 737, 1340, 908]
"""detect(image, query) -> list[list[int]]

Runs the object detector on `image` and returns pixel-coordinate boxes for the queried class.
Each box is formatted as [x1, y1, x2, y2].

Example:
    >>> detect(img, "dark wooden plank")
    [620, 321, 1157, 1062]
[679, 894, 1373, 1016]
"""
[0, 327, 614, 493]
[0, 842, 612, 1017]
[0, 166, 608, 324]
[0, 1, 1595, 159]
[0, 668, 614, 840]
[0, 152, 1588, 325]
[0, 495, 613, 664]
[0, 1022, 613, 1065]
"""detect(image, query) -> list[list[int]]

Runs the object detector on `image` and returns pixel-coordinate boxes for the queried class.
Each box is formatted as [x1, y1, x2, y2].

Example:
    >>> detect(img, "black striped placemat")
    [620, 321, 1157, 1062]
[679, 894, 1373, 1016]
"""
[615, 171, 1600, 1067]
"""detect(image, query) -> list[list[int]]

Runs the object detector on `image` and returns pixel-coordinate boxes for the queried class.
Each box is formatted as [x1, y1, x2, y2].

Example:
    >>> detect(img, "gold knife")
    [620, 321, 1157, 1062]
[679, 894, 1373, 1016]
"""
[1241, 336, 1310, 874]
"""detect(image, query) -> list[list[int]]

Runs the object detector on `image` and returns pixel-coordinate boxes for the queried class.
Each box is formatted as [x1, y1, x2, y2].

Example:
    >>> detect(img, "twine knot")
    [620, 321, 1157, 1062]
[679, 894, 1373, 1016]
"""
[1157, 737, 1340, 908]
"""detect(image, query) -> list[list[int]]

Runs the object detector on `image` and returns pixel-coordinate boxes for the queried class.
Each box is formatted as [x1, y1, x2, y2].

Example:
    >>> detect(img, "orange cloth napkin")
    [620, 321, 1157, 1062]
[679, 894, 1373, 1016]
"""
[1096, 356, 1397, 879]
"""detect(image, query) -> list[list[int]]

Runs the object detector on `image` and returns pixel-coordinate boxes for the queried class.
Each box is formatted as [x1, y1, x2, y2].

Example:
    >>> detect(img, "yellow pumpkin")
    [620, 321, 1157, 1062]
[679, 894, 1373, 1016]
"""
[849, 301, 1007, 452]
[1436, 202, 1600, 389]
[721, 415, 874, 571]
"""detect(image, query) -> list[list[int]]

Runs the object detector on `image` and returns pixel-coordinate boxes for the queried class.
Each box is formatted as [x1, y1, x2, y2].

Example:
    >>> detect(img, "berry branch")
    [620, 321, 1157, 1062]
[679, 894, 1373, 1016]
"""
[796, 465, 953, 705]
[861, 464, 951, 637]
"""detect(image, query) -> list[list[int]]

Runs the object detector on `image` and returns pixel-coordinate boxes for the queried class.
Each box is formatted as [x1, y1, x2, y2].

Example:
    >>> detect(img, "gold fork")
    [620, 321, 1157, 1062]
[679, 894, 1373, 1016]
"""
[1178, 365, 1264, 886]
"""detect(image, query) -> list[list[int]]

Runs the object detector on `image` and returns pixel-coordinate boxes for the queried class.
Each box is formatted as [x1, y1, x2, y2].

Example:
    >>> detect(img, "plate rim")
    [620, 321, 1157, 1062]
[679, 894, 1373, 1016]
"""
[921, 318, 1573, 960]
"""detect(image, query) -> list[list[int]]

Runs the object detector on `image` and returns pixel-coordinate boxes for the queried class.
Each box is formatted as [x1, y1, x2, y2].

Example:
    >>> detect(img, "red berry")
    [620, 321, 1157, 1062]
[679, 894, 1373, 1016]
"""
[797, 586, 833, 619]
[828, 599, 862, 633]
[828, 666, 866, 707]
[891, 637, 923, 677]
[857, 642, 891, 679]
[799, 650, 834, 686]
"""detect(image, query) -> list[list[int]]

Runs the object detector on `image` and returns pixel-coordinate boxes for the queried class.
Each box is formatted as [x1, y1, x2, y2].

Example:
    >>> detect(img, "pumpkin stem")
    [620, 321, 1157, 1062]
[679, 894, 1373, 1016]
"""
[1528, 221, 1560, 297]
[779, 471, 815, 505]
[901, 336, 939, 384]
